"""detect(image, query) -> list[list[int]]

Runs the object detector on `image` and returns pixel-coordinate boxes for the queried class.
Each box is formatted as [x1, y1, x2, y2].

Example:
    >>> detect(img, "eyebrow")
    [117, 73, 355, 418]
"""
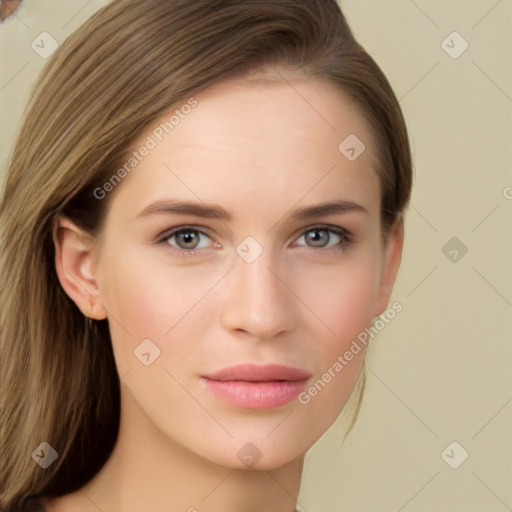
[135, 198, 369, 222]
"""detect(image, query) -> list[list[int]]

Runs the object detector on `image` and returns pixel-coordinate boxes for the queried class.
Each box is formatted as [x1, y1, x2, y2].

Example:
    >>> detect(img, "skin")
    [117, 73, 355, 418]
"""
[50, 71, 403, 512]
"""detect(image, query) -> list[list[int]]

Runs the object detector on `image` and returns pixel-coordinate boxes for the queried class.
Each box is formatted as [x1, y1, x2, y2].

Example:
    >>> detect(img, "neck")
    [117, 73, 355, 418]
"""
[54, 383, 304, 512]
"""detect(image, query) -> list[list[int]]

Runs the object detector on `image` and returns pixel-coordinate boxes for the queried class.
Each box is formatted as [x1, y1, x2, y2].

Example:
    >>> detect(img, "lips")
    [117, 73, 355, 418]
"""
[201, 363, 312, 409]
[203, 363, 312, 382]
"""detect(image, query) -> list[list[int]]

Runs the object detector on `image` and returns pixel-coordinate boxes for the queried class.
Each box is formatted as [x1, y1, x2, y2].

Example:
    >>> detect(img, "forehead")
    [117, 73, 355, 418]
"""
[106, 75, 380, 223]
[175, 74, 373, 162]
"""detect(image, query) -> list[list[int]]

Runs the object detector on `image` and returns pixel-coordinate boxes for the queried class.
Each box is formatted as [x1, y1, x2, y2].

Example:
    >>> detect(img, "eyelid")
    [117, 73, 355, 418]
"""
[156, 224, 212, 240]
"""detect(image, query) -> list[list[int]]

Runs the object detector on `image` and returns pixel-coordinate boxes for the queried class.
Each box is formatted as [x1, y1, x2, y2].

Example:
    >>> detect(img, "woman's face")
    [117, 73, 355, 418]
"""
[86, 75, 402, 470]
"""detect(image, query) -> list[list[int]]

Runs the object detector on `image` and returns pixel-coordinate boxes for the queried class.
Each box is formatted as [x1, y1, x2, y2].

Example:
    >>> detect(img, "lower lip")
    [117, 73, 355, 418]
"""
[202, 378, 308, 409]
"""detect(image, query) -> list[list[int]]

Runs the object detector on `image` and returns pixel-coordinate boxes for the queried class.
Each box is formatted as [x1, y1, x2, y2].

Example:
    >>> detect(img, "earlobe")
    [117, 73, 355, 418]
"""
[53, 215, 107, 320]
[373, 218, 404, 317]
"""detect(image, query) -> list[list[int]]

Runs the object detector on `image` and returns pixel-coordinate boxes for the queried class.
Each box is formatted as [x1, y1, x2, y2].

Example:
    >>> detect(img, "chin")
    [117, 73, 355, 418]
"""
[197, 433, 311, 472]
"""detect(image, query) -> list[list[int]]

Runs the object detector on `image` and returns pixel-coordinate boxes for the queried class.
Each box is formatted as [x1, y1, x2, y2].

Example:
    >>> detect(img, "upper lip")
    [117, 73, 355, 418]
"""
[203, 363, 312, 382]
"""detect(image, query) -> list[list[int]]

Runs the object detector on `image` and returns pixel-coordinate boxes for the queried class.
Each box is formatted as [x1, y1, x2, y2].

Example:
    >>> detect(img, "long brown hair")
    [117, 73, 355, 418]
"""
[0, 0, 412, 508]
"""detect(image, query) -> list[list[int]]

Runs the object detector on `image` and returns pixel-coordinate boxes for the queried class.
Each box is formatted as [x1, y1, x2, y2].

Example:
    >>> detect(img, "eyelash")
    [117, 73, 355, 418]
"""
[156, 224, 354, 258]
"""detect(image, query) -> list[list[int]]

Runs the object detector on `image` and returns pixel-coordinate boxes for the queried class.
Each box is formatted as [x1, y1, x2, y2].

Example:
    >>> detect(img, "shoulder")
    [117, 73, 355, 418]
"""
[30, 492, 99, 512]
[15, 487, 101, 512]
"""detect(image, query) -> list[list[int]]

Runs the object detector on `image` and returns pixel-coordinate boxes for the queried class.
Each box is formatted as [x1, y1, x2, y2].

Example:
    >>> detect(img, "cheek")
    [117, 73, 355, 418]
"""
[296, 254, 381, 347]
[292, 254, 379, 412]
[99, 246, 221, 373]
[293, 290, 372, 431]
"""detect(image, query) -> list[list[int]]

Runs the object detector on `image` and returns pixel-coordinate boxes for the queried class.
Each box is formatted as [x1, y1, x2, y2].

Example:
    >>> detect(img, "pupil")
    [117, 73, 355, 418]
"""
[308, 229, 328, 247]
[180, 231, 197, 248]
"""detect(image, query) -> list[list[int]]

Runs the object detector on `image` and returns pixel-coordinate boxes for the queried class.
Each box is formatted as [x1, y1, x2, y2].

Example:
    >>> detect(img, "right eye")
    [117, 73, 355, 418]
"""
[157, 225, 220, 257]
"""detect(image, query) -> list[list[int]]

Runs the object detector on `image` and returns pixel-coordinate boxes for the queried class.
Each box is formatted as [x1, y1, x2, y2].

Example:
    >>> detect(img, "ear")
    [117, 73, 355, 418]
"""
[373, 217, 404, 317]
[52, 215, 107, 320]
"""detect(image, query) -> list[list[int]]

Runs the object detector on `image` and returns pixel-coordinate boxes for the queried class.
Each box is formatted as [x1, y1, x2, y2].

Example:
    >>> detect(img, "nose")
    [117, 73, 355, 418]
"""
[219, 245, 296, 341]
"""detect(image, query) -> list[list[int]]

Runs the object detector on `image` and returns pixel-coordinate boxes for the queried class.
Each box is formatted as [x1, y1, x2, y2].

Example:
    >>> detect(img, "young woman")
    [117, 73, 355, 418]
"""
[0, 1, 412, 510]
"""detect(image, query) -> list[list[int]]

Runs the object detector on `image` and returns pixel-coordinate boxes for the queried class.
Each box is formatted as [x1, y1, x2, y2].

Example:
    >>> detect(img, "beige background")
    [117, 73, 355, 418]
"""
[1, 1, 511, 511]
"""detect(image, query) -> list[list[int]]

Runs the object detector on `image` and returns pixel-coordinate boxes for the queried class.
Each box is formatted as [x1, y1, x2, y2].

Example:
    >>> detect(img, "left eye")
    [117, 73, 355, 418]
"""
[294, 227, 348, 249]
